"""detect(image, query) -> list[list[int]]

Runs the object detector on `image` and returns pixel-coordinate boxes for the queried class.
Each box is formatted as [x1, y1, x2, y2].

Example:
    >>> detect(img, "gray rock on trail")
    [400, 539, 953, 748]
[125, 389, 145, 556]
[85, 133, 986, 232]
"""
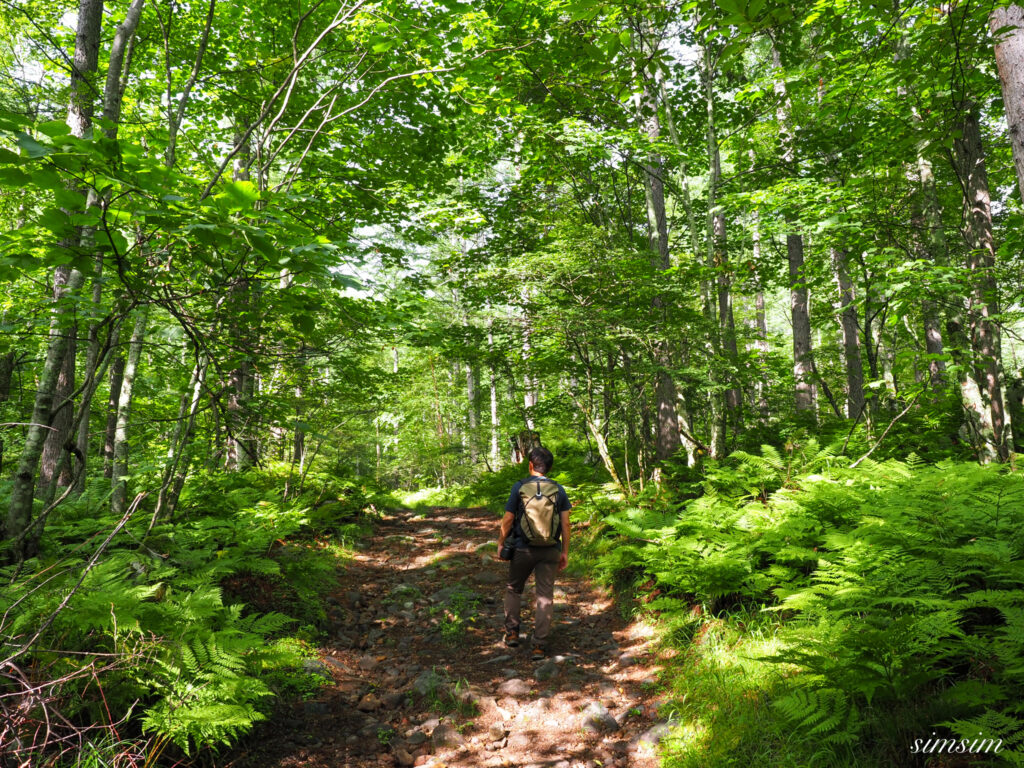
[506, 732, 531, 750]
[496, 678, 532, 697]
[630, 722, 673, 751]
[618, 652, 635, 667]
[357, 654, 379, 671]
[582, 701, 620, 733]
[394, 748, 415, 766]
[488, 722, 507, 740]
[302, 659, 333, 680]
[405, 730, 428, 746]
[431, 723, 464, 748]
[475, 570, 501, 584]
[429, 586, 461, 604]
[533, 659, 561, 682]
[412, 670, 446, 698]
[357, 693, 382, 712]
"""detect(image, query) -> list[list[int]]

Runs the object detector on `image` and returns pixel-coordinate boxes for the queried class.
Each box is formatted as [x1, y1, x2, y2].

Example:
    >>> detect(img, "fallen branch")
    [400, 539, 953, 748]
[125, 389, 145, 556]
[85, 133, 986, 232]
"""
[850, 392, 921, 469]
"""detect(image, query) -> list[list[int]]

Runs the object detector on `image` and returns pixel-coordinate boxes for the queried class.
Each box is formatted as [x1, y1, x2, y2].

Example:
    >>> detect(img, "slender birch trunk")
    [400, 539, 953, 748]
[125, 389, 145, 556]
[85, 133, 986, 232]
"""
[916, 155, 948, 392]
[833, 248, 865, 418]
[705, 44, 740, 447]
[111, 306, 148, 516]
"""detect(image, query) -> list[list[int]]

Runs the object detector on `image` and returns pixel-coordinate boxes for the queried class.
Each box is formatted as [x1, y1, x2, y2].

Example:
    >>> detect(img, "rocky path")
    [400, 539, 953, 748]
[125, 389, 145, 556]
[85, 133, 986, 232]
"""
[231, 507, 672, 768]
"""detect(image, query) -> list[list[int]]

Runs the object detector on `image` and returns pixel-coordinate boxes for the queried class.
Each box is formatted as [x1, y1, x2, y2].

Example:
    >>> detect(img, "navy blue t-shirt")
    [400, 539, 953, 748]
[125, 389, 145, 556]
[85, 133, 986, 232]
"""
[505, 476, 571, 548]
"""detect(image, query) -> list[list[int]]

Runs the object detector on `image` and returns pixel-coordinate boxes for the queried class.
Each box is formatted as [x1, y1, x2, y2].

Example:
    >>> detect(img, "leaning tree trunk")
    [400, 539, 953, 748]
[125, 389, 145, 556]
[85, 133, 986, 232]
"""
[952, 106, 1012, 462]
[72, 0, 145, 495]
[4, 0, 104, 557]
[991, 5, 1024, 203]
[37, 281, 77, 502]
[111, 306, 148, 515]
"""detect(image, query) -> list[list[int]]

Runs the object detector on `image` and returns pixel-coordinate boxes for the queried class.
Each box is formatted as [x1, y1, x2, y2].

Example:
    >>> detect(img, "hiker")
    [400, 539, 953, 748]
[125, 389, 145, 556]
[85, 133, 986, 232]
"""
[497, 445, 571, 659]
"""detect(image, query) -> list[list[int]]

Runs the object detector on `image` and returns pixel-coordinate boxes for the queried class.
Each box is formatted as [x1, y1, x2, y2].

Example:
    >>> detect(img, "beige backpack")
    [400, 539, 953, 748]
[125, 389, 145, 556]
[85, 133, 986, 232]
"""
[518, 478, 561, 546]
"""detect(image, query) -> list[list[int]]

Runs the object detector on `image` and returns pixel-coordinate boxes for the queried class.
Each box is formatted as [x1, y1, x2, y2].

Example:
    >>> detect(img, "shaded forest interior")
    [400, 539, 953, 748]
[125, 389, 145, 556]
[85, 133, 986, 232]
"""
[3, 0, 1024, 766]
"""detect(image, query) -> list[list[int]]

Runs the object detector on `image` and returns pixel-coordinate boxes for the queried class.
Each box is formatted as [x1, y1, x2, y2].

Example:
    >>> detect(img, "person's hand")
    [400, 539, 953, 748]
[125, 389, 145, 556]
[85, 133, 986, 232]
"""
[558, 552, 568, 571]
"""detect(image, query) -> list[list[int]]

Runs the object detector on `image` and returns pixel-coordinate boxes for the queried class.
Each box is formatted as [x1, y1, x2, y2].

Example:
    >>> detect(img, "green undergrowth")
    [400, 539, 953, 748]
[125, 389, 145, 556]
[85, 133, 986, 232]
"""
[0, 462, 380, 765]
[575, 444, 1024, 767]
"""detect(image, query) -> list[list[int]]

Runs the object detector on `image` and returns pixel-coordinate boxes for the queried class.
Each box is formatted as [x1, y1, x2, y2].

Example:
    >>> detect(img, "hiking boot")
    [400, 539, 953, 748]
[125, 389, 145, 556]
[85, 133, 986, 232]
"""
[504, 630, 520, 648]
[531, 645, 548, 661]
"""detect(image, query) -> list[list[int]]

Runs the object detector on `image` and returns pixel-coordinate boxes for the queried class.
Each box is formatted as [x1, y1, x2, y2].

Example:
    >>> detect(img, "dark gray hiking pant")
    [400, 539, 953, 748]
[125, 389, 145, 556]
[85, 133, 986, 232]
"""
[504, 545, 560, 644]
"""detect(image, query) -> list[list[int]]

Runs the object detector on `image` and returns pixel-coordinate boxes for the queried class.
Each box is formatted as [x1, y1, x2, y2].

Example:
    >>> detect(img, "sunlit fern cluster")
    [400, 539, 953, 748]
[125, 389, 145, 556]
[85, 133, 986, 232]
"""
[601, 445, 1024, 758]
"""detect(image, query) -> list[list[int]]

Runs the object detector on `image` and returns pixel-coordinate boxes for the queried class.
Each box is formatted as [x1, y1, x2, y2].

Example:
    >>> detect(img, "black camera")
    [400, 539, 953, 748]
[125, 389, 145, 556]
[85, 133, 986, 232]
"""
[499, 541, 515, 561]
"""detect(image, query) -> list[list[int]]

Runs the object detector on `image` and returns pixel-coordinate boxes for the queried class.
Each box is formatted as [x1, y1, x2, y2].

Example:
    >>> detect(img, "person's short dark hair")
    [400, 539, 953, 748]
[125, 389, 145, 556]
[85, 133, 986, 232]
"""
[529, 446, 554, 475]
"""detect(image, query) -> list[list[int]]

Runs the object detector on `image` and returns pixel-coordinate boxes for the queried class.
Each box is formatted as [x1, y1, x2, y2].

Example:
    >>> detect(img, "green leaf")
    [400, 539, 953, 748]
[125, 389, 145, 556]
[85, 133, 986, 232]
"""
[36, 120, 71, 138]
[16, 132, 49, 158]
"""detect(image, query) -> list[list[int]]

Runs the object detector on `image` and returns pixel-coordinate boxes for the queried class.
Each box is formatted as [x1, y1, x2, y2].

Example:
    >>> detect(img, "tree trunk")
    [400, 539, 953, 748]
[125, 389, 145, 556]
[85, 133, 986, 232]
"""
[103, 332, 125, 477]
[111, 306, 148, 515]
[952, 106, 1011, 461]
[991, 5, 1024, 203]
[916, 155, 948, 392]
[4, 0, 104, 557]
[790, 234, 815, 413]
[72, 0, 145, 496]
[833, 247, 865, 419]
[38, 288, 76, 501]
[705, 46, 740, 443]
[152, 354, 206, 524]
[488, 317, 499, 468]
[4, 272, 85, 555]
[637, 29, 681, 462]
[467, 363, 478, 464]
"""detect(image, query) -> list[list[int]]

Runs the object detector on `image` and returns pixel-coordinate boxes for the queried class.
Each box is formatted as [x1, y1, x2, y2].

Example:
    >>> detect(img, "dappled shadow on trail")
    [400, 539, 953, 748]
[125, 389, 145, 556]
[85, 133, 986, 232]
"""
[228, 507, 670, 768]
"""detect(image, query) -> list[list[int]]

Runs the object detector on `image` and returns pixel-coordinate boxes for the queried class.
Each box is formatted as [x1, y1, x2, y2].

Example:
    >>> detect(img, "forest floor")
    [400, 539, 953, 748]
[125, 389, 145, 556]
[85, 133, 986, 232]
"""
[230, 505, 674, 768]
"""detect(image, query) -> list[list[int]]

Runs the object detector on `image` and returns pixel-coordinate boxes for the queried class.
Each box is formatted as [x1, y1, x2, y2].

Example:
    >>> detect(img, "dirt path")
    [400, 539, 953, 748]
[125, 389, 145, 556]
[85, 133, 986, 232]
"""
[231, 507, 671, 768]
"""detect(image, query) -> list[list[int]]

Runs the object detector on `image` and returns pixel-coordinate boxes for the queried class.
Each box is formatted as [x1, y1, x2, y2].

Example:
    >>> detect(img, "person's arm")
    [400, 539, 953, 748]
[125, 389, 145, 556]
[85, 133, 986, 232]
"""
[558, 508, 570, 571]
[498, 483, 520, 555]
[498, 511, 515, 551]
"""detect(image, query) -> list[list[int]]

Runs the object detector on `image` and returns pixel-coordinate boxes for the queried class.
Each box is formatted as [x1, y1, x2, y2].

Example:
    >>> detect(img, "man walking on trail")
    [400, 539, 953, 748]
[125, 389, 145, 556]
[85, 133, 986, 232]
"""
[497, 446, 571, 660]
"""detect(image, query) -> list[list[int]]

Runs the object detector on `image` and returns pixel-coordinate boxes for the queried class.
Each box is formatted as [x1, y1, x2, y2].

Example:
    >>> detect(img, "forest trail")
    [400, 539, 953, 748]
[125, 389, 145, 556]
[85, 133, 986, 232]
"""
[232, 506, 673, 768]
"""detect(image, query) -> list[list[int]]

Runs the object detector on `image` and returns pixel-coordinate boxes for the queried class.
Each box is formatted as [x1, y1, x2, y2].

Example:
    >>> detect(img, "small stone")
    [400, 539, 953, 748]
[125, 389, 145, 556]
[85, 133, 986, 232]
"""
[533, 660, 560, 682]
[618, 653, 635, 667]
[506, 732, 530, 749]
[630, 722, 672, 751]
[302, 659, 332, 680]
[384, 691, 406, 708]
[358, 655, 380, 672]
[496, 678, 531, 697]
[484, 654, 513, 665]
[431, 723, 464, 748]
[413, 670, 445, 698]
[346, 590, 362, 608]
[488, 723, 506, 740]
[357, 693, 382, 712]
[406, 731, 428, 746]
[582, 701, 619, 733]
[395, 748, 415, 766]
